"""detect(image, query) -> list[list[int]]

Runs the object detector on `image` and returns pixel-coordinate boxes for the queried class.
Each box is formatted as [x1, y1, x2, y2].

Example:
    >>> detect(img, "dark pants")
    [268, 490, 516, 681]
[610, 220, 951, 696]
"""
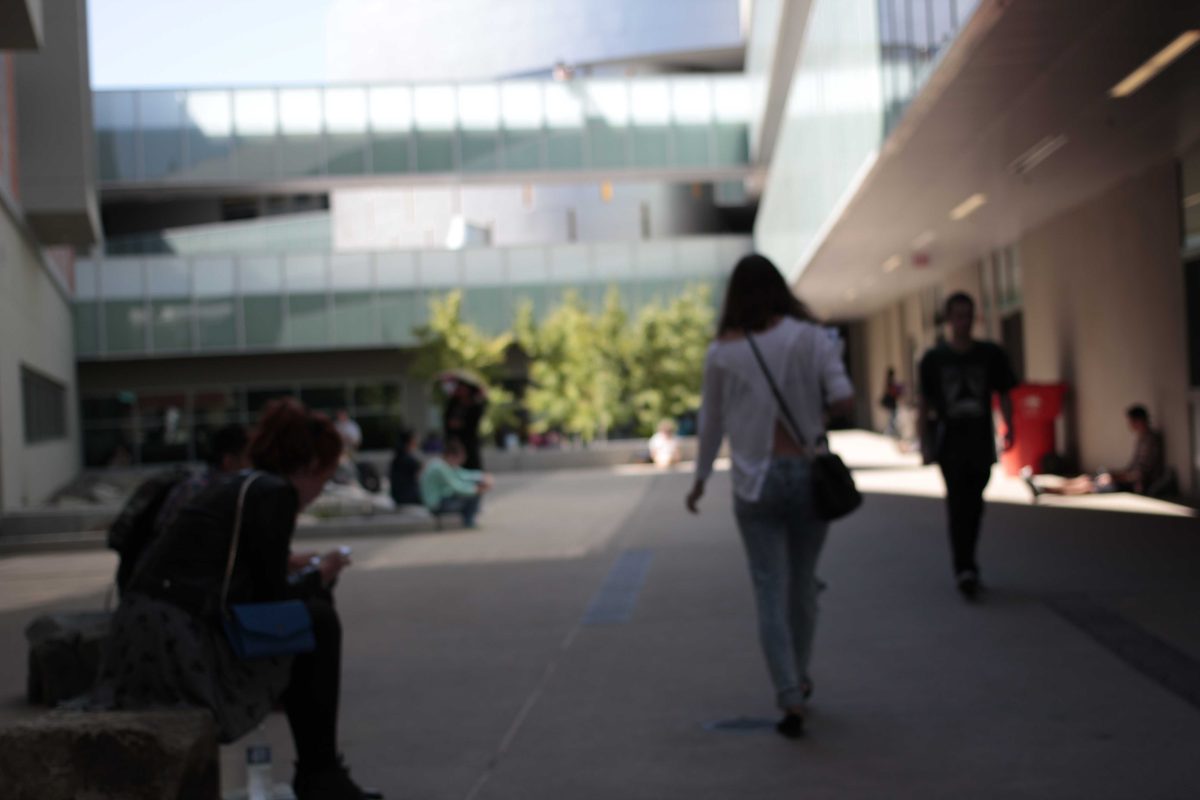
[283, 598, 341, 770]
[437, 493, 482, 526]
[938, 460, 993, 575]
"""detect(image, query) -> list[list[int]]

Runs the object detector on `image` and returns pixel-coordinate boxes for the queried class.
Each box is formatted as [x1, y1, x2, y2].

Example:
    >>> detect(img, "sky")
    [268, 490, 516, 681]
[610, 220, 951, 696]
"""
[87, 0, 743, 89]
[88, 0, 335, 88]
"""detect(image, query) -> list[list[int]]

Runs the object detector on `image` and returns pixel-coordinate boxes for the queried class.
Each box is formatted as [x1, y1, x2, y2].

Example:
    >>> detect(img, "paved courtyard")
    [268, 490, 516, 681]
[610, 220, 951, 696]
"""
[1, 434, 1198, 799]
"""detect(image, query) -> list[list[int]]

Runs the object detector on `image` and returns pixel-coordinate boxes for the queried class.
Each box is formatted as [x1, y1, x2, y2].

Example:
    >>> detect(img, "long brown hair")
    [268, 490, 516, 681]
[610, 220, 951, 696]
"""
[717, 254, 816, 336]
[248, 398, 342, 476]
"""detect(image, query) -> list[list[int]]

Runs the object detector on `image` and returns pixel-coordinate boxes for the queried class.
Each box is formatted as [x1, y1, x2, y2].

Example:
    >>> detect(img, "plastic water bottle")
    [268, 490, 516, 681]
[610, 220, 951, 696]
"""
[245, 725, 273, 800]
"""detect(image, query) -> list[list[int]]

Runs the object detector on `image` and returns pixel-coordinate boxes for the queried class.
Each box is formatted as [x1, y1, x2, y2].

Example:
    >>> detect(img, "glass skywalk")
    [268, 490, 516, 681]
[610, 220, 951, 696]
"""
[74, 235, 751, 358]
[94, 76, 752, 185]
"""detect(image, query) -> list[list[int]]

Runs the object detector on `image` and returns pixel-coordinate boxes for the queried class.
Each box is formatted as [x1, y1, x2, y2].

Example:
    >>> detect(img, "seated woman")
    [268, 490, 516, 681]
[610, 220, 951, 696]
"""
[90, 398, 380, 800]
[388, 428, 424, 508]
[647, 419, 682, 468]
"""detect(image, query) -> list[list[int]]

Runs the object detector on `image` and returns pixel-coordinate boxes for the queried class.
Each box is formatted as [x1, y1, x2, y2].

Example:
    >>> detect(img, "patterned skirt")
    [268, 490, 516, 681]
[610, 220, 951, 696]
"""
[87, 592, 292, 743]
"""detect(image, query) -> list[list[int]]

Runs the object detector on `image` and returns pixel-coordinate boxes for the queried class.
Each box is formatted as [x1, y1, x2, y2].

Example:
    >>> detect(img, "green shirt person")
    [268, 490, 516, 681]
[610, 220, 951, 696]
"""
[419, 439, 492, 527]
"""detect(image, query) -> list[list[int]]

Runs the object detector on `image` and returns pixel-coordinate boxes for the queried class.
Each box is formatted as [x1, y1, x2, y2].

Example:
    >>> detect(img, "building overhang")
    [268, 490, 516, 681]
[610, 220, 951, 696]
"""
[14, 0, 97, 246]
[0, 0, 43, 50]
[796, 0, 1200, 319]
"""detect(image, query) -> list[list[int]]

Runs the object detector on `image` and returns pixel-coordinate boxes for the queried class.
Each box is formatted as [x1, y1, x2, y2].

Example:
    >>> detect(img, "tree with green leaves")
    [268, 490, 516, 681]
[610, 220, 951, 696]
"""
[626, 284, 715, 435]
[516, 289, 632, 442]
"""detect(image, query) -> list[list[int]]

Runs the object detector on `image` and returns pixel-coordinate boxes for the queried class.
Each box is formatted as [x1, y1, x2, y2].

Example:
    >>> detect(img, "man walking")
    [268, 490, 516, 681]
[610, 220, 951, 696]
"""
[919, 293, 1017, 600]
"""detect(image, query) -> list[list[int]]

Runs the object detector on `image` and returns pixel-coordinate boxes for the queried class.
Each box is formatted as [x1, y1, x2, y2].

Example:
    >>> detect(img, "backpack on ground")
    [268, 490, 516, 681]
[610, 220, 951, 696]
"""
[25, 611, 112, 706]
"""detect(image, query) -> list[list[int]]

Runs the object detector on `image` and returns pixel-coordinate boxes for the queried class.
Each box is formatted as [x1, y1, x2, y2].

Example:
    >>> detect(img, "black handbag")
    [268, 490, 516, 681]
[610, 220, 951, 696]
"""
[219, 473, 316, 660]
[745, 332, 862, 521]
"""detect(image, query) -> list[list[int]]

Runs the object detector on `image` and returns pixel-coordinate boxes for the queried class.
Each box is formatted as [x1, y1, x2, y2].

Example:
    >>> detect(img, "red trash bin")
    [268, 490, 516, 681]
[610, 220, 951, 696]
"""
[994, 383, 1067, 476]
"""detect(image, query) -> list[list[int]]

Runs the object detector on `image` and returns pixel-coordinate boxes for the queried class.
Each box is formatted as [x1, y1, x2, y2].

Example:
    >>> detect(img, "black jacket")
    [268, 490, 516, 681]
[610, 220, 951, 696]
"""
[127, 471, 319, 621]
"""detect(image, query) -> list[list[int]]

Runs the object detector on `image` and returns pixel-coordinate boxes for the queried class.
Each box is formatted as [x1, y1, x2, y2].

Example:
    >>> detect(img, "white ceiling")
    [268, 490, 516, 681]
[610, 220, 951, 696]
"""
[796, 0, 1200, 319]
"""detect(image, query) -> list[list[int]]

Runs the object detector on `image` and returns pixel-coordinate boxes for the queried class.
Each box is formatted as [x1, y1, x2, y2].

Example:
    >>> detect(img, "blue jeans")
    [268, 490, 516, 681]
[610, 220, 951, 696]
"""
[436, 493, 482, 527]
[733, 457, 829, 710]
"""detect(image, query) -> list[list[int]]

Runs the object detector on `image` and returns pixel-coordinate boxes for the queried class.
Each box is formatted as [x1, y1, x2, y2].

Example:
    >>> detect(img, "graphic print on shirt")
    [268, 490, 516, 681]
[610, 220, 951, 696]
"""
[941, 364, 989, 419]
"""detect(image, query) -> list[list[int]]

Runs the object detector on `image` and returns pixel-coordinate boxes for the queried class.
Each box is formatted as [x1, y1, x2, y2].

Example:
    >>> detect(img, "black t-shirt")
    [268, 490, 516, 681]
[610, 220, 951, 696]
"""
[919, 340, 1018, 465]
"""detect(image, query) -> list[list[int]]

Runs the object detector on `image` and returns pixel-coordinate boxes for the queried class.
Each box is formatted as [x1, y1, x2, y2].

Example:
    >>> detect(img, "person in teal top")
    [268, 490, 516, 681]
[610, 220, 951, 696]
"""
[420, 438, 492, 527]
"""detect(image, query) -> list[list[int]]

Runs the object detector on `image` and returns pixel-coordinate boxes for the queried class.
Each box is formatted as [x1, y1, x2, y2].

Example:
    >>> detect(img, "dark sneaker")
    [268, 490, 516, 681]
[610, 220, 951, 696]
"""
[293, 759, 383, 800]
[956, 570, 982, 601]
[776, 712, 805, 739]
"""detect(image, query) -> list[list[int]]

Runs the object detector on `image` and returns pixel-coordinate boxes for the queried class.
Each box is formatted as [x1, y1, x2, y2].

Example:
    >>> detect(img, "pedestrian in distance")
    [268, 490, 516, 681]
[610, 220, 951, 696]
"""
[442, 378, 487, 471]
[918, 292, 1017, 601]
[686, 253, 856, 739]
[881, 366, 902, 438]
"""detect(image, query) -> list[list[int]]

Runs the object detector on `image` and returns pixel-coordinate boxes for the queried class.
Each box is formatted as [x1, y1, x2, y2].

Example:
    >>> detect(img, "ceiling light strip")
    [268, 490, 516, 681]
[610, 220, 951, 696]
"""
[949, 193, 987, 221]
[1110, 30, 1200, 98]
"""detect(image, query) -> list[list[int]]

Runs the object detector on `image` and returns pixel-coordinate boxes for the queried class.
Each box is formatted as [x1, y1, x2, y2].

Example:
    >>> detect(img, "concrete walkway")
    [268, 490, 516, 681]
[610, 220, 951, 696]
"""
[1, 434, 1197, 798]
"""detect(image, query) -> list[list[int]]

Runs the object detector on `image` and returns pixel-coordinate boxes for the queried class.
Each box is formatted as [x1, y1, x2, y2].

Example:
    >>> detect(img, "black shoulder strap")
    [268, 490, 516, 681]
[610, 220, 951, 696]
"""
[745, 331, 809, 450]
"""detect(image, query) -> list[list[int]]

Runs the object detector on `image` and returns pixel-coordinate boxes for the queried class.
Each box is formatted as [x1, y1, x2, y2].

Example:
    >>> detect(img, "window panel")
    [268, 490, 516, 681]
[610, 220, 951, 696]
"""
[139, 91, 185, 179]
[242, 296, 285, 347]
[103, 301, 148, 353]
[151, 300, 193, 352]
[299, 385, 349, 415]
[378, 289, 421, 344]
[285, 294, 331, 347]
[183, 90, 234, 177]
[501, 82, 543, 130]
[74, 303, 101, 356]
[333, 291, 376, 345]
[21, 366, 68, 444]
[197, 298, 237, 349]
[94, 92, 138, 181]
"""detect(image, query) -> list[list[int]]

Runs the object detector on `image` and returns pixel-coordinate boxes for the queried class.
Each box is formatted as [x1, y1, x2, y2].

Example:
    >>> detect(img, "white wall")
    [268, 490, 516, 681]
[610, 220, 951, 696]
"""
[1021, 161, 1191, 492]
[332, 182, 724, 252]
[754, 0, 883, 280]
[0, 210, 80, 511]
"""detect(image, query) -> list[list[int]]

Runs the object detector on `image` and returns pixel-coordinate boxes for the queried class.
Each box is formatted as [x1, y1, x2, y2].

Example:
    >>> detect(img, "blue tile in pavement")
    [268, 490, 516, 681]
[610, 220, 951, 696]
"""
[582, 549, 654, 626]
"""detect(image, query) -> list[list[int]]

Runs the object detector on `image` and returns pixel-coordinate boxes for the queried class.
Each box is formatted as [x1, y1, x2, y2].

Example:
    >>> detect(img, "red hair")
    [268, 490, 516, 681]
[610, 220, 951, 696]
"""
[249, 398, 342, 475]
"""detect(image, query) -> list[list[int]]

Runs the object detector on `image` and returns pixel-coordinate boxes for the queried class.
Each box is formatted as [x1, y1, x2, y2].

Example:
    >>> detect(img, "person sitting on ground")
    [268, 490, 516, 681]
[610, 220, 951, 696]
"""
[388, 428, 424, 508]
[1024, 404, 1165, 499]
[89, 398, 381, 800]
[420, 438, 492, 527]
[648, 419, 682, 468]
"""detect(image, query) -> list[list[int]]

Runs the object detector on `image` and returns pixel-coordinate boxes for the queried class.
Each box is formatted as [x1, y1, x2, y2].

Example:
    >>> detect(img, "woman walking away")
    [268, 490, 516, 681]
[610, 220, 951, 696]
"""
[686, 254, 855, 739]
[90, 398, 381, 799]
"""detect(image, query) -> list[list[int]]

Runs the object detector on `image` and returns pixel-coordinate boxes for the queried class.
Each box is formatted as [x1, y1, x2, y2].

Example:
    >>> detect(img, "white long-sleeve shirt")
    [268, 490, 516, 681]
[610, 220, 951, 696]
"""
[695, 317, 855, 502]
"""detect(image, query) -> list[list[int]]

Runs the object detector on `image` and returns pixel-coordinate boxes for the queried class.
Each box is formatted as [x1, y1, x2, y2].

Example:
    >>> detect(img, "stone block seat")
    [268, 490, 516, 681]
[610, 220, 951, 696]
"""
[0, 708, 219, 800]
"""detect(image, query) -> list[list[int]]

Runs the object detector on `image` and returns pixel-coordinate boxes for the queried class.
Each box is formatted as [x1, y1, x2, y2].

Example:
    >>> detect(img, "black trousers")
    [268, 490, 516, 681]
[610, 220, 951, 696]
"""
[938, 460, 993, 575]
[283, 598, 342, 770]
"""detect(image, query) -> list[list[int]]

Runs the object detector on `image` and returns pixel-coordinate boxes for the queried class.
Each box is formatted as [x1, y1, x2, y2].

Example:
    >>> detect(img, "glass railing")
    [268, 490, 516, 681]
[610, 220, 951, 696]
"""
[93, 75, 752, 185]
[878, 0, 980, 134]
[74, 235, 751, 358]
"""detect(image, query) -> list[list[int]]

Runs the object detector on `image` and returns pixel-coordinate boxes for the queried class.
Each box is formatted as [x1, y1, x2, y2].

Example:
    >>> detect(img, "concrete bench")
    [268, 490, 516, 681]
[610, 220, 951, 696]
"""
[0, 708, 218, 800]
